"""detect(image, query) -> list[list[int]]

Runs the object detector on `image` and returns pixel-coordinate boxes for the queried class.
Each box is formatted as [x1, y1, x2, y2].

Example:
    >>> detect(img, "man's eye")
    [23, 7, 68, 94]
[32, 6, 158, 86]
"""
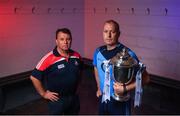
[67, 38, 71, 41]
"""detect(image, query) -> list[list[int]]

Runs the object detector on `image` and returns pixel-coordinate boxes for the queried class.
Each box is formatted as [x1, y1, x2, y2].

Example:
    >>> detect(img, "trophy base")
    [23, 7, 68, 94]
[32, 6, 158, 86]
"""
[112, 93, 130, 102]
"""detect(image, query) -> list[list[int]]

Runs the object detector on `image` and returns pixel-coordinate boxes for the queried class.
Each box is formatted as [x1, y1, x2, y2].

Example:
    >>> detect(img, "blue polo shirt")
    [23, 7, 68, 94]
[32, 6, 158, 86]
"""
[93, 43, 139, 97]
[31, 47, 82, 96]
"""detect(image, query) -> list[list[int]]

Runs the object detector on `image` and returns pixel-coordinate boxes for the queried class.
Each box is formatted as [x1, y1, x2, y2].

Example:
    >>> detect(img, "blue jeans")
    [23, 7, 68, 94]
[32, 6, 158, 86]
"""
[98, 96, 131, 115]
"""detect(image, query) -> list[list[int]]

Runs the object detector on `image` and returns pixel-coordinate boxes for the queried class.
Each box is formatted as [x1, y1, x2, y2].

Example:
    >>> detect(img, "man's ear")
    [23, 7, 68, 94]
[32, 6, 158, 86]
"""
[55, 39, 58, 45]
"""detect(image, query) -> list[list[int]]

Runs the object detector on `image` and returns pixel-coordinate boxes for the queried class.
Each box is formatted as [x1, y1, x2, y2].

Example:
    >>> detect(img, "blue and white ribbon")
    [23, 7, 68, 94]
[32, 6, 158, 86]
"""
[134, 62, 146, 107]
[102, 60, 111, 103]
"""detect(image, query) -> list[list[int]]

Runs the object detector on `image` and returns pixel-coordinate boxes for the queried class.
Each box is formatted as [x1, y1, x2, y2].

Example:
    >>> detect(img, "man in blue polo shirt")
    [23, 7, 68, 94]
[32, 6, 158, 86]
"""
[93, 20, 150, 115]
[30, 28, 82, 114]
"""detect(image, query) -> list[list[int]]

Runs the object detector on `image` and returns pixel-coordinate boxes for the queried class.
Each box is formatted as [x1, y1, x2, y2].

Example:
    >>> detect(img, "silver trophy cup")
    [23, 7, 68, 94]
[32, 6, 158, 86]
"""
[110, 48, 138, 101]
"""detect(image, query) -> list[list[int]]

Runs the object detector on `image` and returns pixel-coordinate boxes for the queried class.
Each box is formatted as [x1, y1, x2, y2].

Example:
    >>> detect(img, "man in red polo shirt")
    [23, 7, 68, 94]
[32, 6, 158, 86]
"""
[30, 28, 83, 115]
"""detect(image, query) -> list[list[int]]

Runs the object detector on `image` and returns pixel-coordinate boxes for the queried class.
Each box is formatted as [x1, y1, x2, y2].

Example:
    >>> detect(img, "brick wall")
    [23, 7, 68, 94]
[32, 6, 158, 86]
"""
[84, 0, 180, 81]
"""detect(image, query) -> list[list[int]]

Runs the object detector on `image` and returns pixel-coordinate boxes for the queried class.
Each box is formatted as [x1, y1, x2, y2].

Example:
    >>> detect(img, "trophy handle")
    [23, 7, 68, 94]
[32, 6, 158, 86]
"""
[138, 62, 146, 73]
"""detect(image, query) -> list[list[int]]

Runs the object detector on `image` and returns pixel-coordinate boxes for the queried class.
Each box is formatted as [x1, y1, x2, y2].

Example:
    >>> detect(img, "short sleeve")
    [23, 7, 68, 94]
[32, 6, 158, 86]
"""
[128, 49, 140, 77]
[93, 48, 99, 67]
[31, 68, 44, 81]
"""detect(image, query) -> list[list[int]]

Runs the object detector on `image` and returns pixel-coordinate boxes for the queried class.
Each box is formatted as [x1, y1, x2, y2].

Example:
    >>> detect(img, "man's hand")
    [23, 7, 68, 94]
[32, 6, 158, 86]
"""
[43, 90, 59, 102]
[96, 89, 102, 98]
[113, 82, 124, 96]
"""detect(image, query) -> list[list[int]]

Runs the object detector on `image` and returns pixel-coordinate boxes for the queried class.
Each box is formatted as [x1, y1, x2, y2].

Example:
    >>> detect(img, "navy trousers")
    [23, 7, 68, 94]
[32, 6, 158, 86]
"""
[98, 96, 131, 115]
[47, 95, 80, 115]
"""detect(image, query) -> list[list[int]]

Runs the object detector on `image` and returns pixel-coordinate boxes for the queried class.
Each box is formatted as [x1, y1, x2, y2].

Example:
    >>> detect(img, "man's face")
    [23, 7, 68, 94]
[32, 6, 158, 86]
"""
[56, 32, 71, 51]
[103, 23, 119, 46]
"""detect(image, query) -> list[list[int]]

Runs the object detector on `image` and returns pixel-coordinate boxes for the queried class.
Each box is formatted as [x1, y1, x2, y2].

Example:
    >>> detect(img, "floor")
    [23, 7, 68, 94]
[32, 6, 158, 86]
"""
[2, 66, 180, 115]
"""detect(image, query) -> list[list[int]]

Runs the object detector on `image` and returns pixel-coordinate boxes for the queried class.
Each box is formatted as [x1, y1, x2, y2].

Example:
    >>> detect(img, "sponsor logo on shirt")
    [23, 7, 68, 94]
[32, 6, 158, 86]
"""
[75, 61, 79, 66]
[98, 58, 104, 62]
[57, 64, 65, 69]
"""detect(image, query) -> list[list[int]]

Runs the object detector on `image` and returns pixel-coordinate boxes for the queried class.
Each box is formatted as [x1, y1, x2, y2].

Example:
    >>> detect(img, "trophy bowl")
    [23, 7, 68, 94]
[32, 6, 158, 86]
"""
[113, 66, 134, 84]
[111, 48, 138, 101]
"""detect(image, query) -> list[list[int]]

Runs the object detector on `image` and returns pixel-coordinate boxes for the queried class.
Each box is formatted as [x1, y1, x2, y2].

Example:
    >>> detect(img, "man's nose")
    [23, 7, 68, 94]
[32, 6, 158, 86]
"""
[64, 40, 68, 43]
[108, 33, 111, 37]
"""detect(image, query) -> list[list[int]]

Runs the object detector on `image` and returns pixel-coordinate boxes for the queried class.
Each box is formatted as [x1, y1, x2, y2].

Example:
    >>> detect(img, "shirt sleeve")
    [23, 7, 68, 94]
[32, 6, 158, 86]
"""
[31, 68, 44, 81]
[93, 48, 99, 67]
[78, 55, 84, 70]
[31, 52, 52, 81]
[128, 49, 140, 76]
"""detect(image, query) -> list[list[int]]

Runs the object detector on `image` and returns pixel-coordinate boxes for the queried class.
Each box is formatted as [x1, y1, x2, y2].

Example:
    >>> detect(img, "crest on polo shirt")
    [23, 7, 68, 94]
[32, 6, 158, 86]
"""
[75, 60, 79, 66]
[57, 64, 65, 69]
